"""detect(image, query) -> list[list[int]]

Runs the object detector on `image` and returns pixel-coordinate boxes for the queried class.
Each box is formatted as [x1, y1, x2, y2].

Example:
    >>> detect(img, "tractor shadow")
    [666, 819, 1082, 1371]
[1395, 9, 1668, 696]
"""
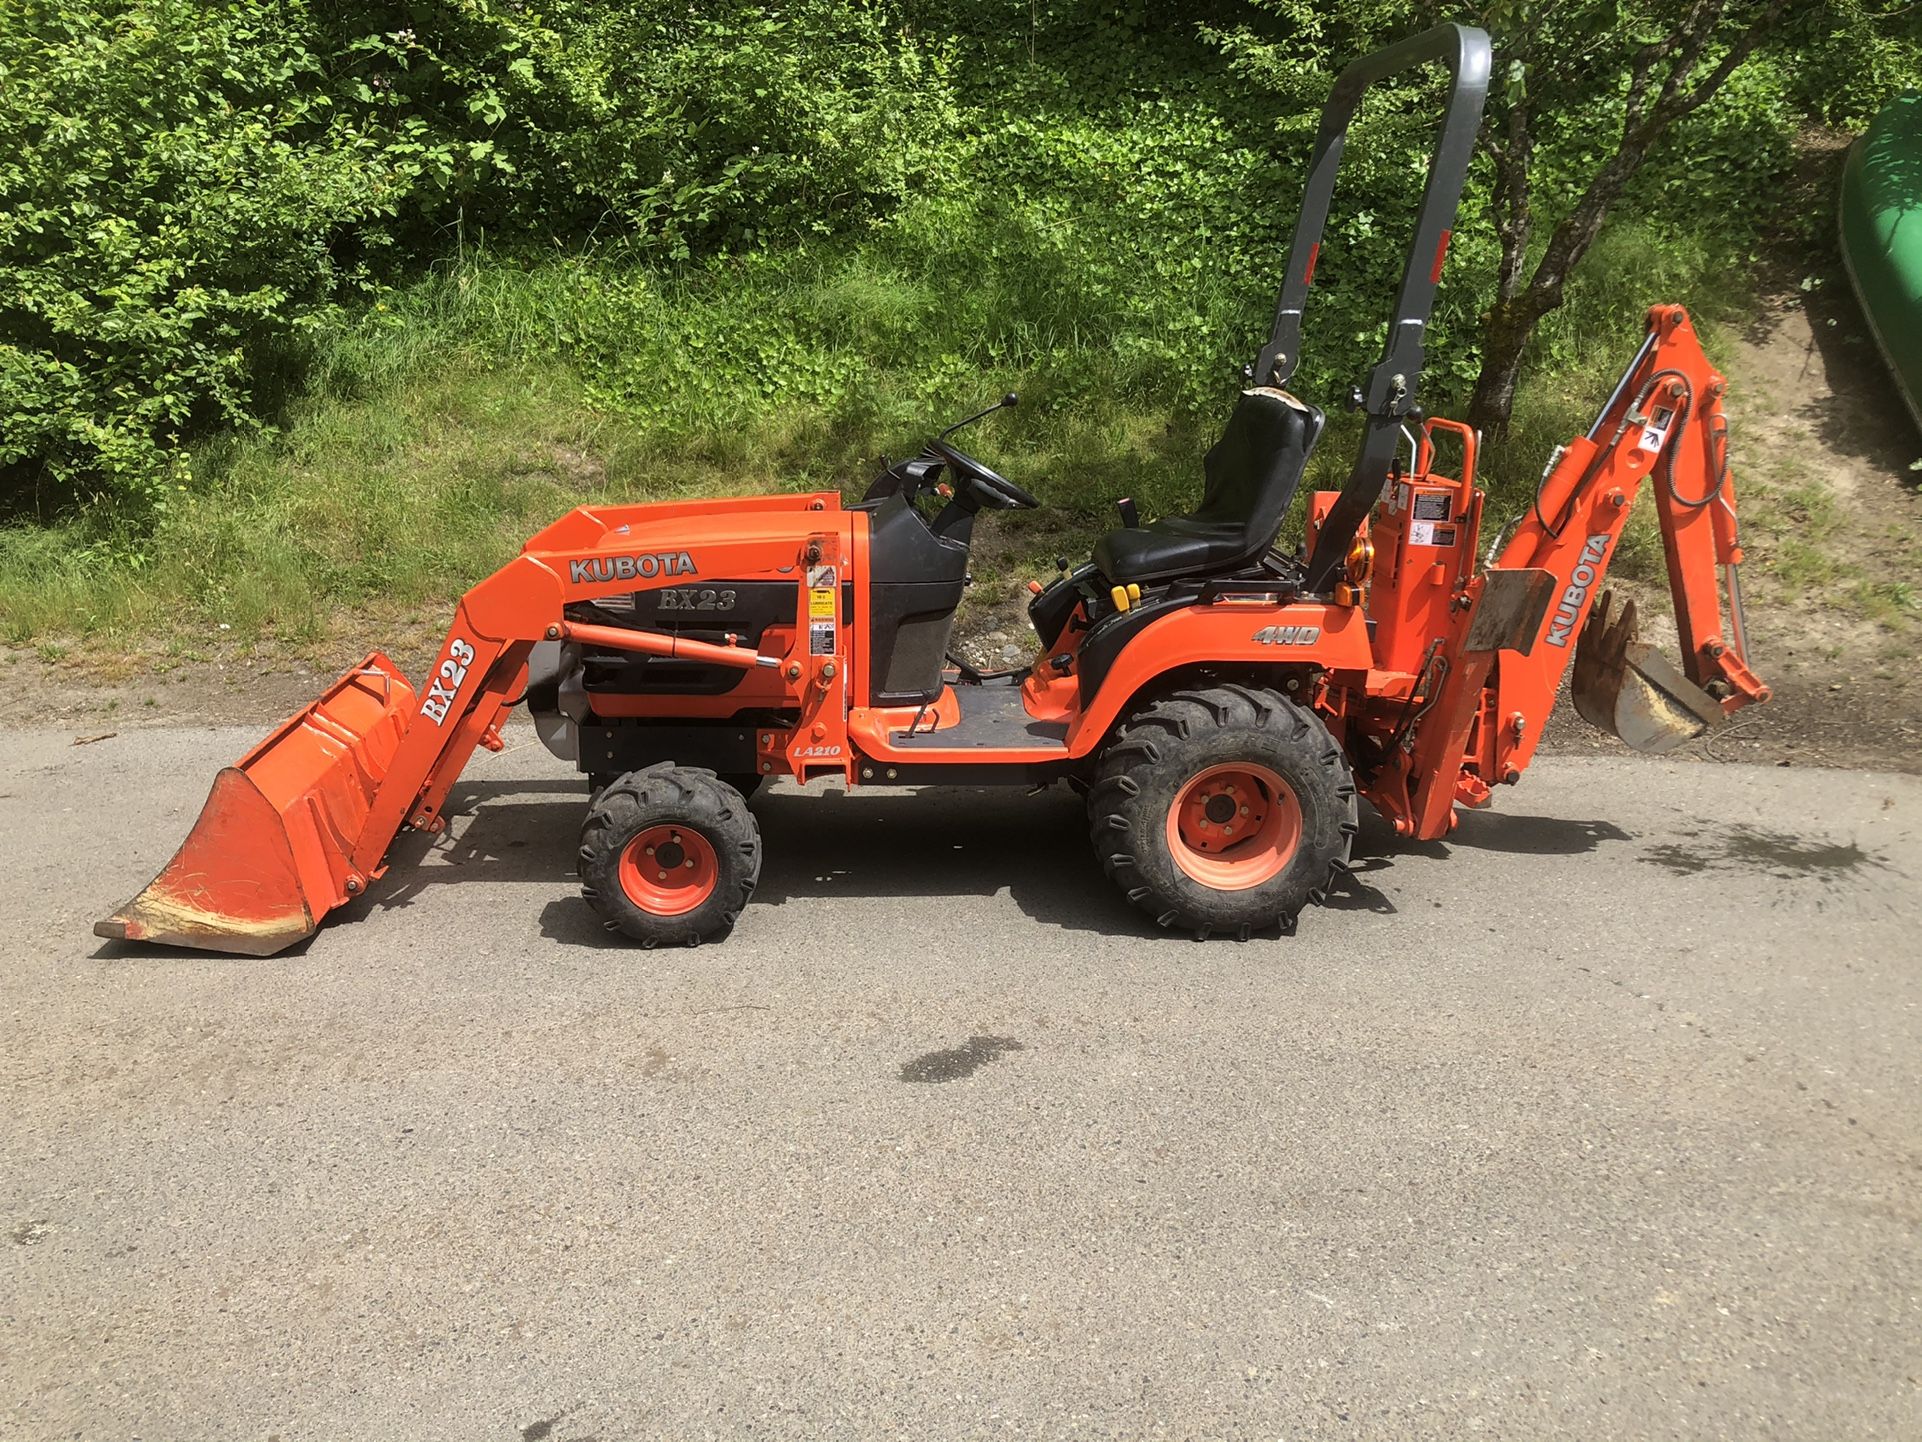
[750, 784, 1129, 933]
[1334, 805, 1632, 917]
[340, 774, 1631, 948]
[356, 777, 587, 917]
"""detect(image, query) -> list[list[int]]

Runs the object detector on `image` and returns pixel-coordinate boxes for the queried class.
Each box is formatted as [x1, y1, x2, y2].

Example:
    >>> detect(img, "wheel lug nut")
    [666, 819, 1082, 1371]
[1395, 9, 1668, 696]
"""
[644, 845, 655, 855]
[684, 859, 695, 869]
[657, 871, 668, 881]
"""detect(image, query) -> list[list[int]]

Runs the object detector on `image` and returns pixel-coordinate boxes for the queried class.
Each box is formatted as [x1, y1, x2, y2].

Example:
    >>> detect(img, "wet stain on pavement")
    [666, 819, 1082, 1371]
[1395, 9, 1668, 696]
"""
[12, 1219, 50, 1245]
[900, 1035, 1025, 1083]
[1642, 823, 1891, 884]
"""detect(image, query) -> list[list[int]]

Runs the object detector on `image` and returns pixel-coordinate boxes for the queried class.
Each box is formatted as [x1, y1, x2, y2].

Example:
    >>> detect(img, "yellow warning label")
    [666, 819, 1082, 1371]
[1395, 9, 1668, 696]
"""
[809, 588, 835, 619]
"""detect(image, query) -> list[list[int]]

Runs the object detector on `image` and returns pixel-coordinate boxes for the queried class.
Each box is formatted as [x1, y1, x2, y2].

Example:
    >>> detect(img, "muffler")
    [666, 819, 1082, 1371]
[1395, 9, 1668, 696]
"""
[1572, 591, 1725, 755]
[95, 653, 417, 955]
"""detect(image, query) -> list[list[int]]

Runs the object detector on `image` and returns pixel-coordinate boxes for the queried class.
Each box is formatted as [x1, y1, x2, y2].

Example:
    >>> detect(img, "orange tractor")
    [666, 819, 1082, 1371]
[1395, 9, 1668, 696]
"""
[98, 24, 1768, 954]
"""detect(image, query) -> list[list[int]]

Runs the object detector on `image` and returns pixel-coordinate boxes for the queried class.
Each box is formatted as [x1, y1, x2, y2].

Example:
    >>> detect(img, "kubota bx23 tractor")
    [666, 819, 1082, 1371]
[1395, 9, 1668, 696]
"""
[99, 24, 1769, 954]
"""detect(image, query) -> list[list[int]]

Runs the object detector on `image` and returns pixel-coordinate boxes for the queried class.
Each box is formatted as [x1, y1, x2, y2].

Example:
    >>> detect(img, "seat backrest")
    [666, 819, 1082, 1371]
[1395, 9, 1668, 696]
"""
[1191, 387, 1325, 559]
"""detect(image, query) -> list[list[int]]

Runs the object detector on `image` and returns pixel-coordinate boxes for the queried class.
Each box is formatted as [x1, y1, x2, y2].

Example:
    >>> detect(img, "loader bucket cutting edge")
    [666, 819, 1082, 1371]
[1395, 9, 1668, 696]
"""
[95, 652, 418, 956]
[1572, 591, 1725, 756]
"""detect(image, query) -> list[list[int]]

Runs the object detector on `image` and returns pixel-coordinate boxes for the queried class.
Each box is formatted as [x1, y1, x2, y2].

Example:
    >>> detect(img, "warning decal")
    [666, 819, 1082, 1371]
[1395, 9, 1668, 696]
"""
[807, 563, 837, 620]
[809, 620, 836, 656]
[1408, 521, 1458, 548]
[1412, 490, 1452, 522]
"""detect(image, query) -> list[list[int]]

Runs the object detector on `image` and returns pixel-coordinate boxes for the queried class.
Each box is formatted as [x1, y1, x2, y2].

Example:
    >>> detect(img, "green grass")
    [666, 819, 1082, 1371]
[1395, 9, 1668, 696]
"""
[0, 212, 1762, 652]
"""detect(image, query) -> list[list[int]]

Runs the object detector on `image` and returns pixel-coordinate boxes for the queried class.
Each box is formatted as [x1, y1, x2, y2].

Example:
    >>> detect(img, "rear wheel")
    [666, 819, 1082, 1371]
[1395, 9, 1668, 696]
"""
[579, 763, 761, 946]
[1088, 685, 1356, 939]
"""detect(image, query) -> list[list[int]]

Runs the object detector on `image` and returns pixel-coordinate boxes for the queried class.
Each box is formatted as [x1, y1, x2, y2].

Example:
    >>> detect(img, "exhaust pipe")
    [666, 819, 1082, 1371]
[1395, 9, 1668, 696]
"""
[1571, 591, 1725, 755]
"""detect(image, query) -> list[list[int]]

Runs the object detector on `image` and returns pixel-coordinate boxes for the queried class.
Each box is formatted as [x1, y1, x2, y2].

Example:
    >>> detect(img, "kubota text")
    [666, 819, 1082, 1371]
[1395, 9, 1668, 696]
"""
[1545, 534, 1612, 647]
[569, 552, 698, 585]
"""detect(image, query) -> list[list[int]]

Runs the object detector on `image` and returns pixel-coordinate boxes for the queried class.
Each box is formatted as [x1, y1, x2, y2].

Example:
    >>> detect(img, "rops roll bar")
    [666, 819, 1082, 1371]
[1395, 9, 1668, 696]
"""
[1257, 23, 1493, 594]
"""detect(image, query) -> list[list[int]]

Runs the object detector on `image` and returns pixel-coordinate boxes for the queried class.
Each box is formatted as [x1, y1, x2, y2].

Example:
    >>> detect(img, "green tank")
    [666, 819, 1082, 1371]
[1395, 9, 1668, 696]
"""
[1840, 92, 1922, 431]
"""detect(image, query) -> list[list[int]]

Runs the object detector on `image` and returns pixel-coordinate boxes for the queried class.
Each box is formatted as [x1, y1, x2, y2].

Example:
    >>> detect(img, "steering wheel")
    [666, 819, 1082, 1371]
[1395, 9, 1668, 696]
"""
[929, 439, 1039, 511]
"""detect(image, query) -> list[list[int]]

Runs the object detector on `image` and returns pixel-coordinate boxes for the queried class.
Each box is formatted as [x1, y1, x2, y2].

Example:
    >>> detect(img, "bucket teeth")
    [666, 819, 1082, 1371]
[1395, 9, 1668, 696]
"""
[1571, 591, 1636, 734]
[1572, 590, 1725, 755]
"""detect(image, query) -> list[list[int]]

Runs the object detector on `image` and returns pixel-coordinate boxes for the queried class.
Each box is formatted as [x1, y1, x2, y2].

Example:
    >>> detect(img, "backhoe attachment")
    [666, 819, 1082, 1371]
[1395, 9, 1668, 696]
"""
[1572, 592, 1725, 755]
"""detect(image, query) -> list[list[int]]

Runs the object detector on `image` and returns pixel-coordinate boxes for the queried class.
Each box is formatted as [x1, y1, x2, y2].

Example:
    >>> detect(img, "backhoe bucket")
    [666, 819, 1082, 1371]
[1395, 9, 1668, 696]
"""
[95, 653, 417, 956]
[1572, 592, 1724, 755]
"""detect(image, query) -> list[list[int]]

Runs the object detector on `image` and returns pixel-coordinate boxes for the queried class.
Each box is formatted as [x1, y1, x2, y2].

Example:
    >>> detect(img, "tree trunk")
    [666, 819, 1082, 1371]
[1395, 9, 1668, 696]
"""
[1461, 0, 1784, 436]
[1467, 293, 1542, 436]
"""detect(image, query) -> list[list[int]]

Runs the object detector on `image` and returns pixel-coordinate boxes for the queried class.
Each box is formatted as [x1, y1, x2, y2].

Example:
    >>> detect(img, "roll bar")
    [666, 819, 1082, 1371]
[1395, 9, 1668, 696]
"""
[1261, 23, 1493, 594]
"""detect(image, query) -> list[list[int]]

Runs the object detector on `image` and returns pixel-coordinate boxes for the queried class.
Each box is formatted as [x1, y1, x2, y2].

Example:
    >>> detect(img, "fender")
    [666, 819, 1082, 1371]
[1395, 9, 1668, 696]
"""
[1063, 600, 1371, 754]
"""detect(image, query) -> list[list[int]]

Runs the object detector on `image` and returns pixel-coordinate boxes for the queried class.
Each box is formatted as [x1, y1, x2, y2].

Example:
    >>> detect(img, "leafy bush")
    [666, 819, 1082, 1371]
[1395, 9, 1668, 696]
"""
[0, 0, 958, 527]
[0, 3, 393, 526]
[3, 0, 1916, 554]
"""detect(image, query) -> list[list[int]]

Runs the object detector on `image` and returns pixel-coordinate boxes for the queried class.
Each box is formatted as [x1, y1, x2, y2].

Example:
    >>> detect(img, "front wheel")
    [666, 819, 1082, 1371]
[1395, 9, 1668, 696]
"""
[579, 764, 761, 946]
[590, 770, 762, 803]
[1088, 685, 1356, 939]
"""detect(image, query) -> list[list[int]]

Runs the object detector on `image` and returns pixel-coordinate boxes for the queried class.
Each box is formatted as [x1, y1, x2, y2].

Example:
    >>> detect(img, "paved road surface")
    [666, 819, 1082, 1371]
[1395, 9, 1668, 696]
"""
[4, 728, 1920, 1440]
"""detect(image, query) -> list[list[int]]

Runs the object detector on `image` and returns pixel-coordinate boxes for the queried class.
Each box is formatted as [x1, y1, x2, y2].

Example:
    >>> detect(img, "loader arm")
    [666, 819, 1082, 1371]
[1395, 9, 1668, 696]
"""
[1381, 305, 1770, 840]
[96, 507, 834, 955]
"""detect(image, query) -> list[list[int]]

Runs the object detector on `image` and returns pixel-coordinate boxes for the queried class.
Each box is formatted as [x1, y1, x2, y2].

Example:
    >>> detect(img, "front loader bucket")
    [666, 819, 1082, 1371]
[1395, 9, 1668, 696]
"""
[95, 653, 417, 956]
[1572, 592, 1725, 755]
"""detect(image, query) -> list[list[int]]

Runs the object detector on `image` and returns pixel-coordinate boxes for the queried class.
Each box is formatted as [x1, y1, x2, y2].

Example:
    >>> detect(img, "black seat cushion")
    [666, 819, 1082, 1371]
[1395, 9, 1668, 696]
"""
[1093, 387, 1324, 585]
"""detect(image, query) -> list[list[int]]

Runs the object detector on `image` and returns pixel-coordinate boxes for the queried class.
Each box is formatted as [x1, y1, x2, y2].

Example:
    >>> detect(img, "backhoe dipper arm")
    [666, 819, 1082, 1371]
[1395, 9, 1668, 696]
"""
[1255, 22, 1492, 595]
[1488, 304, 1770, 768]
[1499, 307, 1768, 703]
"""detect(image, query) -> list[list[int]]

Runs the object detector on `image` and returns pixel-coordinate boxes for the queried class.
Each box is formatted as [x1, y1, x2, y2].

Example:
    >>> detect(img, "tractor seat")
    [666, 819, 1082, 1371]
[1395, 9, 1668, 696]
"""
[1094, 387, 1324, 585]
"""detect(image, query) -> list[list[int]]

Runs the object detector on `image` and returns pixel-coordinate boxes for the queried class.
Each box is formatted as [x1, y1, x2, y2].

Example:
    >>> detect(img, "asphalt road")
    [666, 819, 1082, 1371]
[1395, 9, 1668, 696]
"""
[4, 727, 1920, 1441]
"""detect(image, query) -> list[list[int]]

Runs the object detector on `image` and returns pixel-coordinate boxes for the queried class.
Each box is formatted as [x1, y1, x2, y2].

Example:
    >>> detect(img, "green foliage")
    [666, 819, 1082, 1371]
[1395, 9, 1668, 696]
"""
[2, 0, 1916, 575]
[0, 0, 957, 523]
[0, 2, 390, 525]
[1778, 0, 1922, 125]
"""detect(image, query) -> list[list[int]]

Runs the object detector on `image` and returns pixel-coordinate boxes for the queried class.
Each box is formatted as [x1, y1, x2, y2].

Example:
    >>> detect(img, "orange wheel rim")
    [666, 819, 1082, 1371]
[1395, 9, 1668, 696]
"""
[617, 824, 718, 915]
[1165, 762, 1301, 891]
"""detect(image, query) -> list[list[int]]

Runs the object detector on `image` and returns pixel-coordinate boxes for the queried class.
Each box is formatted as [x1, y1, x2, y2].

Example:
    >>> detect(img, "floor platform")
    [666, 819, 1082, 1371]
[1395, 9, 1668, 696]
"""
[889, 682, 1068, 751]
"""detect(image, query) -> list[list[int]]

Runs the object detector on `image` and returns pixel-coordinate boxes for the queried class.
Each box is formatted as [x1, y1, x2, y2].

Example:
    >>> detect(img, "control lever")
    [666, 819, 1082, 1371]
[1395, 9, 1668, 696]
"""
[1116, 497, 1140, 529]
[937, 391, 1019, 442]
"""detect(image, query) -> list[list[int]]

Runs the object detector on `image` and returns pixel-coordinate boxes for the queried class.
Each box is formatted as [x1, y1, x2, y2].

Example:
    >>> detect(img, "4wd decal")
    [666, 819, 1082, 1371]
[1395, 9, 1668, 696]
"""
[568, 552, 697, 585]
[1544, 533, 1612, 647]
[1253, 624, 1322, 646]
